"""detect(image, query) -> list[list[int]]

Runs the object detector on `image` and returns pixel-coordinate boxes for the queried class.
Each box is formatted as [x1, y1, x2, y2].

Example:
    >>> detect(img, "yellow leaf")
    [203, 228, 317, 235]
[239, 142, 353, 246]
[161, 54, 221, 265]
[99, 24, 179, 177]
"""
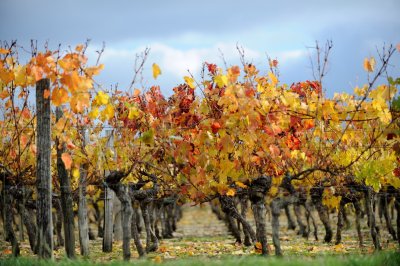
[378, 108, 392, 124]
[152, 63, 161, 79]
[89, 107, 99, 119]
[95, 91, 109, 105]
[71, 168, 80, 179]
[153, 255, 162, 263]
[257, 83, 264, 93]
[235, 181, 247, 189]
[100, 103, 115, 121]
[363, 57, 376, 72]
[14, 65, 28, 86]
[226, 188, 236, 197]
[142, 181, 154, 189]
[322, 188, 341, 210]
[268, 72, 278, 86]
[333, 243, 345, 252]
[214, 74, 228, 87]
[184, 76, 195, 89]
[128, 106, 139, 119]
[269, 186, 278, 196]
[61, 152, 73, 170]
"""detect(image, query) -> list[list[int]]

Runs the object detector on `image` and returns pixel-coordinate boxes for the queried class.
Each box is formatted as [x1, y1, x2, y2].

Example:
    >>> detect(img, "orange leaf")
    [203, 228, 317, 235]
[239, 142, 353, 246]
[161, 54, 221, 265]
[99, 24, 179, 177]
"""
[269, 144, 280, 157]
[255, 242, 262, 250]
[61, 152, 72, 170]
[134, 88, 141, 97]
[30, 144, 37, 155]
[0, 48, 10, 55]
[159, 245, 168, 253]
[2, 249, 12, 255]
[21, 108, 31, 119]
[363, 57, 375, 72]
[9, 149, 16, 159]
[44, 89, 50, 99]
[85, 64, 104, 77]
[70, 92, 90, 113]
[61, 71, 80, 93]
[251, 155, 262, 165]
[235, 181, 248, 189]
[30, 65, 43, 81]
[20, 134, 28, 148]
[0, 89, 9, 100]
[75, 44, 84, 52]
[51, 87, 69, 106]
[66, 141, 76, 150]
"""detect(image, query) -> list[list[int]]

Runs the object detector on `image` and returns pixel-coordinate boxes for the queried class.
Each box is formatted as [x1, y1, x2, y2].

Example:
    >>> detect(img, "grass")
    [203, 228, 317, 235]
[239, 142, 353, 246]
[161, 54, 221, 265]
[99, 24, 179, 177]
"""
[0, 252, 399, 266]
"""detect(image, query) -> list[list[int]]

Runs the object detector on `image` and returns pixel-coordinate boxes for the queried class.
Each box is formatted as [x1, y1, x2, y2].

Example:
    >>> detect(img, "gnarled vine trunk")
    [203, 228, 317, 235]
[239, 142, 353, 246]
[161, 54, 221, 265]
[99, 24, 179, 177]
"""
[365, 187, 381, 250]
[310, 186, 332, 243]
[55, 107, 75, 258]
[3, 186, 20, 257]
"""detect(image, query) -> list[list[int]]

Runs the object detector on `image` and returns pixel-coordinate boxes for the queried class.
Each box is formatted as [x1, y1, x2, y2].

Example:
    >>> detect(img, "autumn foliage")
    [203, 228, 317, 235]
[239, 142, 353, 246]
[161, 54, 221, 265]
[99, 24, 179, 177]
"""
[1, 42, 400, 259]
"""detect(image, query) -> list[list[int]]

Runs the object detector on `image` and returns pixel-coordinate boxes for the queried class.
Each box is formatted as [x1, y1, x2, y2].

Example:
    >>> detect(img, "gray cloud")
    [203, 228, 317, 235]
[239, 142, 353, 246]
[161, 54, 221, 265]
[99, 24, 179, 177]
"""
[1, 0, 399, 97]
[2, 0, 399, 45]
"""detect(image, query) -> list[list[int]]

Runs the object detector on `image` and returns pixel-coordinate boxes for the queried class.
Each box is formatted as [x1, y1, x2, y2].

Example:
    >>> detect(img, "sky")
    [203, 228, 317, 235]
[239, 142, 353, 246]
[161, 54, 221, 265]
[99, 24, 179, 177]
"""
[1, 0, 399, 97]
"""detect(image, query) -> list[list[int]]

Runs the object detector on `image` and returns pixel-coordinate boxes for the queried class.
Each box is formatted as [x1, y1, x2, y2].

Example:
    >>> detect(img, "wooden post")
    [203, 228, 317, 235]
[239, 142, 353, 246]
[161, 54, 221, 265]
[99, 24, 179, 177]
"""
[103, 129, 114, 252]
[55, 107, 76, 258]
[78, 128, 90, 256]
[36, 78, 53, 259]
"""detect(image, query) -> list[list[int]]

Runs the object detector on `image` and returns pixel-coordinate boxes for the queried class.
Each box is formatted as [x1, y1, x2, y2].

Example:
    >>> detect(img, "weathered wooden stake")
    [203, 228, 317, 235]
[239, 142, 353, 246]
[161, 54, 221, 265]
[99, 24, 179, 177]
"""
[78, 128, 90, 256]
[103, 130, 114, 252]
[36, 78, 53, 259]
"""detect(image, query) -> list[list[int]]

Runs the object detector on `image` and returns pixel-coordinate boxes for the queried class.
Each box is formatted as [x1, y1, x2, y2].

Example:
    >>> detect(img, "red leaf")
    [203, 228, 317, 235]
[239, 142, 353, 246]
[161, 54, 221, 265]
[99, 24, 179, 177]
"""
[211, 122, 221, 134]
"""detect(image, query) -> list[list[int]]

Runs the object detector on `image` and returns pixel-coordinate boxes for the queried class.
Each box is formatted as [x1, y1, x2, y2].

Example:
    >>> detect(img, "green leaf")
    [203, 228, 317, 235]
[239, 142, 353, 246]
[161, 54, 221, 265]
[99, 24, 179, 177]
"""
[140, 129, 154, 145]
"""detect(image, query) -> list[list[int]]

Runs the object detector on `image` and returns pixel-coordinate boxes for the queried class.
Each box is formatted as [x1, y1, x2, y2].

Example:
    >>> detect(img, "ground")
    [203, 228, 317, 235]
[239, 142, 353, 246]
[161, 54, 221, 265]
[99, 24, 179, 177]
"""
[0, 203, 399, 264]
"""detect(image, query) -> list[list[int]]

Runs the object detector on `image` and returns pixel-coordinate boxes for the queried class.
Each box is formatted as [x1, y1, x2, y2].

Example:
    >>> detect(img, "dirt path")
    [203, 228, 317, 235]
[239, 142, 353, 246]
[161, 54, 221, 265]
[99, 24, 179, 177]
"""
[169, 202, 398, 256]
[173, 204, 229, 239]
